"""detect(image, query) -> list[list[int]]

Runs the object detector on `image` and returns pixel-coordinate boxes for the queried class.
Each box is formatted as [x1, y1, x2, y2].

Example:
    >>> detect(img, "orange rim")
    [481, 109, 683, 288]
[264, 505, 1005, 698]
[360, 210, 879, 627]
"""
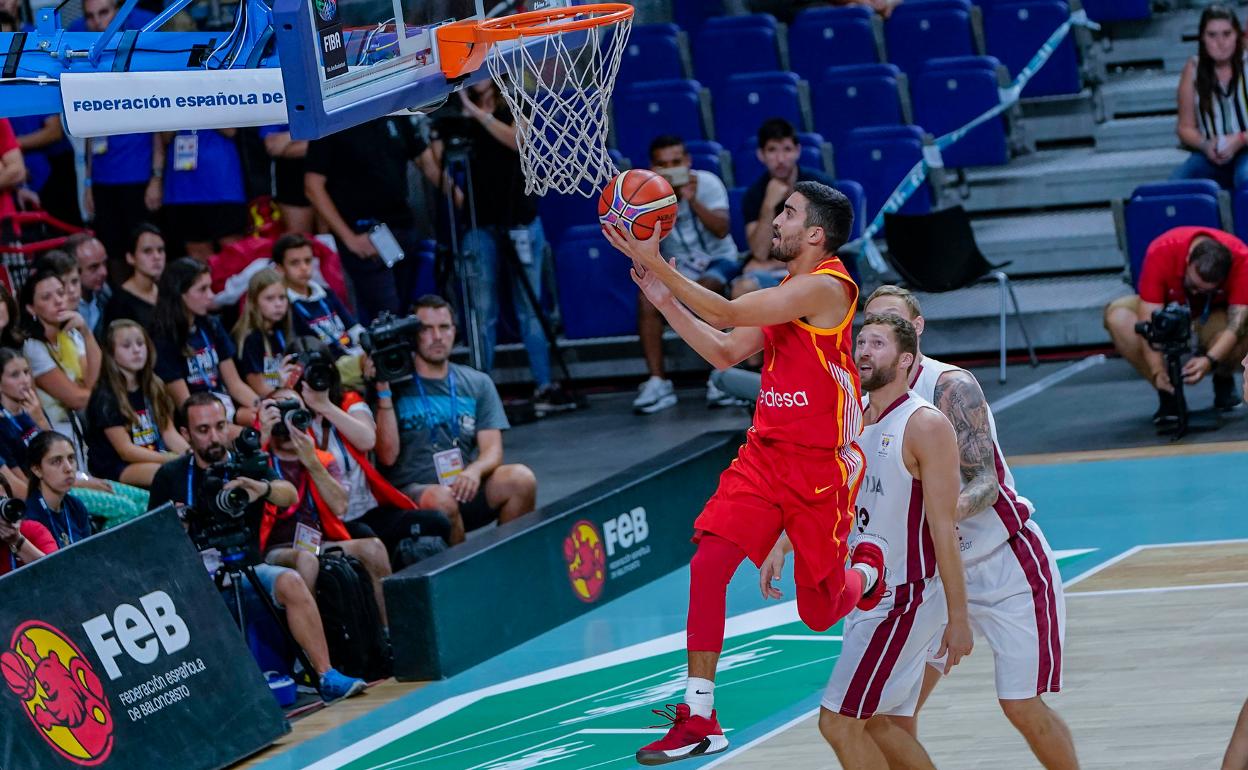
[473, 3, 633, 41]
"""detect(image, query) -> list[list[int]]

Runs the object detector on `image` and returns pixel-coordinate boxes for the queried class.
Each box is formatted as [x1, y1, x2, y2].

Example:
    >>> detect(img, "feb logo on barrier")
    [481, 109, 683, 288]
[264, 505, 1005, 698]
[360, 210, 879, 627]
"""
[0, 620, 115, 766]
[563, 519, 607, 603]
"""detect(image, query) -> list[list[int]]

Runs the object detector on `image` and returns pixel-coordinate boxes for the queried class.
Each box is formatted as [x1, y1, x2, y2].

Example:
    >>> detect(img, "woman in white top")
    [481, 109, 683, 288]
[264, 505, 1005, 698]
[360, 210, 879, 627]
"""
[1173, 5, 1248, 190]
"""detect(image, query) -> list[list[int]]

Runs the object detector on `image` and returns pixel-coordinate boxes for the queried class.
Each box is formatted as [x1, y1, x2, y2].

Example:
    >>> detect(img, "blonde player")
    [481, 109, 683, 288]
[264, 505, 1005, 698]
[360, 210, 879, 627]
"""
[864, 286, 1076, 769]
[761, 314, 973, 769]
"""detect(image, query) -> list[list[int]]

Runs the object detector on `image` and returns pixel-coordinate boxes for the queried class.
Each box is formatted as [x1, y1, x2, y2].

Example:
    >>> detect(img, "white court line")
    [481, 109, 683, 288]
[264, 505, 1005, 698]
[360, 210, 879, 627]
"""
[764, 635, 844, 642]
[1135, 537, 1248, 550]
[990, 354, 1106, 414]
[701, 708, 821, 769]
[1062, 545, 1141, 589]
[1066, 580, 1248, 598]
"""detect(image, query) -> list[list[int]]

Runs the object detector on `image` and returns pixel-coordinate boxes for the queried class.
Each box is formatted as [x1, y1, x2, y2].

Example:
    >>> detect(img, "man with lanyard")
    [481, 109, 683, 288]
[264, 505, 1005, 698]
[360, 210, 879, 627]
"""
[1104, 225, 1248, 421]
[375, 295, 537, 544]
[146, 392, 368, 702]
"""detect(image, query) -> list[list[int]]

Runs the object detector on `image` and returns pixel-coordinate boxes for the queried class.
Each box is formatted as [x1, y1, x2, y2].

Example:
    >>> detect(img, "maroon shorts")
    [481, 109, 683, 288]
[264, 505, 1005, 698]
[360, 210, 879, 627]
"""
[694, 432, 864, 588]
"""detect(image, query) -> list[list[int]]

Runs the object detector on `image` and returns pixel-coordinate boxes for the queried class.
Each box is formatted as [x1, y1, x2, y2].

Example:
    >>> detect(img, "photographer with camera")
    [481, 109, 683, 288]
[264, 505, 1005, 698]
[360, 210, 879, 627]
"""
[634, 135, 743, 415]
[255, 390, 392, 628]
[0, 472, 55, 575]
[287, 337, 453, 568]
[373, 295, 537, 543]
[146, 392, 368, 703]
[1104, 226, 1248, 422]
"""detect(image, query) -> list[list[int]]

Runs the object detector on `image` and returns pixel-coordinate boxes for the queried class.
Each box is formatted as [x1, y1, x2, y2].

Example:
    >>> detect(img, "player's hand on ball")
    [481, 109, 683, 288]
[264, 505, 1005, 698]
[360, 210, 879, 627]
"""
[602, 221, 663, 269]
[937, 616, 973, 673]
[759, 543, 787, 600]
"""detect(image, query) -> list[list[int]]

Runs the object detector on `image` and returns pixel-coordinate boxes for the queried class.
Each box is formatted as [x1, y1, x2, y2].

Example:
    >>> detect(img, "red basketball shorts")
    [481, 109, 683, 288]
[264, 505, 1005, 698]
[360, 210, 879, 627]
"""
[693, 433, 865, 589]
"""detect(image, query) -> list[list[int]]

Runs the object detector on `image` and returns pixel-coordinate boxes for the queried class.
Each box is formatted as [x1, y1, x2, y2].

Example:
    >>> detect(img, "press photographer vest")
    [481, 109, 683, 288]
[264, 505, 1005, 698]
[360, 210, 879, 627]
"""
[258, 446, 351, 551]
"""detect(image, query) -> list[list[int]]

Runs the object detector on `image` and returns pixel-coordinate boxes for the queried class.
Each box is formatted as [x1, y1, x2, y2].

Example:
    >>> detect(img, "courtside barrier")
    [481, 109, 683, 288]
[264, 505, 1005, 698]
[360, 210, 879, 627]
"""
[0, 506, 288, 769]
[385, 429, 743, 680]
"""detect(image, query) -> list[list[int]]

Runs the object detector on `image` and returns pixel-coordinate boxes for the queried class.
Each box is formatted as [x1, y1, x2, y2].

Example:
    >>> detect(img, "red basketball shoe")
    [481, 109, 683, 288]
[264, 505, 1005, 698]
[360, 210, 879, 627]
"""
[636, 704, 728, 765]
[850, 539, 888, 611]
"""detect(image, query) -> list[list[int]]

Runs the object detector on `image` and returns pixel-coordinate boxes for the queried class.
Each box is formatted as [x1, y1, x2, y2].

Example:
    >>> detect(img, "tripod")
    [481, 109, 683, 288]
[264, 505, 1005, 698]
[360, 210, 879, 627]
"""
[1155, 346, 1219, 442]
[437, 128, 587, 410]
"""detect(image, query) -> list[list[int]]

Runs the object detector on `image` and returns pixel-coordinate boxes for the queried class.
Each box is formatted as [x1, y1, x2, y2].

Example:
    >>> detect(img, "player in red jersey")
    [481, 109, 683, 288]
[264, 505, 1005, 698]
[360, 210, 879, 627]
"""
[603, 181, 885, 766]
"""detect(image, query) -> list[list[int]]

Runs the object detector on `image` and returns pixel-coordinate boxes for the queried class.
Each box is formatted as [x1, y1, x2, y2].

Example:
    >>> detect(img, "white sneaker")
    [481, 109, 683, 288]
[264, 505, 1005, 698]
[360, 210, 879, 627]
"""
[706, 377, 750, 409]
[634, 376, 677, 414]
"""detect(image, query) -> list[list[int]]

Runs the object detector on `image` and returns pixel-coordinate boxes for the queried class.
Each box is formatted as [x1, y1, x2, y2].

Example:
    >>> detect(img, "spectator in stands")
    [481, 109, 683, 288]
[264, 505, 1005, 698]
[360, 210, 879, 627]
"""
[24, 431, 92, 548]
[1172, 6, 1248, 191]
[0, 118, 27, 219]
[1104, 226, 1248, 421]
[71, 0, 155, 31]
[146, 392, 367, 703]
[10, 113, 80, 226]
[305, 116, 425, 323]
[432, 82, 568, 414]
[0, 280, 22, 349]
[153, 257, 260, 427]
[65, 233, 111, 339]
[84, 133, 161, 274]
[87, 320, 186, 487]
[259, 125, 314, 235]
[257, 390, 392, 626]
[0, 485, 56, 576]
[744, 0, 901, 20]
[40, 251, 83, 326]
[0, 348, 49, 497]
[159, 129, 248, 261]
[0, 0, 31, 30]
[289, 336, 452, 567]
[273, 233, 367, 383]
[735, 119, 841, 298]
[375, 295, 536, 543]
[105, 223, 164, 330]
[234, 268, 295, 398]
[633, 135, 743, 415]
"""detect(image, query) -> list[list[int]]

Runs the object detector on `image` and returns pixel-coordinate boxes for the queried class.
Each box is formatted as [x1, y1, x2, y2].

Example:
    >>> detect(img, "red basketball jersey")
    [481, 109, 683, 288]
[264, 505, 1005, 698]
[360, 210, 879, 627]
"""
[752, 257, 863, 450]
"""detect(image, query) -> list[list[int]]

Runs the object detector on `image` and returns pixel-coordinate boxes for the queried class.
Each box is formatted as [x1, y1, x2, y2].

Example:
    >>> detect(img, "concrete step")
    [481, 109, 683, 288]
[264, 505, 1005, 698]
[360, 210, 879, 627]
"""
[1093, 11, 1196, 73]
[1020, 91, 1097, 146]
[1094, 115, 1178, 152]
[1100, 71, 1178, 118]
[960, 146, 1185, 212]
[972, 209, 1123, 275]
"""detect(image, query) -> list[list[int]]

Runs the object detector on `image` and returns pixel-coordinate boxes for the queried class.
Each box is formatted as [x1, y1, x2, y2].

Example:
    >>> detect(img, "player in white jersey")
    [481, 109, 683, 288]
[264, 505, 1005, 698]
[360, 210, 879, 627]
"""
[864, 286, 1077, 769]
[760, 314, 973, 769]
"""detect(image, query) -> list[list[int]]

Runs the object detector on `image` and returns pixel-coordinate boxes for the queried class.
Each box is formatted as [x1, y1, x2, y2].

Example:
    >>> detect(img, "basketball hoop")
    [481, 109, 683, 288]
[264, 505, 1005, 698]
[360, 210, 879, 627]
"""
[437, 3, 634, 197]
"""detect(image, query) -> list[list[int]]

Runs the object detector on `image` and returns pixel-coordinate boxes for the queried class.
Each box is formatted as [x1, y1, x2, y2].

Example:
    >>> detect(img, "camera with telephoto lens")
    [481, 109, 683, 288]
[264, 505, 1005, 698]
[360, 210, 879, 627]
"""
[0, 497, 24, 524]
[1135, 303, 1192, 354]
[293, 349, 336, 392]
[360, 312, 423, 384]
[271, 398, 313, 438]
[187, 427, 271, 558]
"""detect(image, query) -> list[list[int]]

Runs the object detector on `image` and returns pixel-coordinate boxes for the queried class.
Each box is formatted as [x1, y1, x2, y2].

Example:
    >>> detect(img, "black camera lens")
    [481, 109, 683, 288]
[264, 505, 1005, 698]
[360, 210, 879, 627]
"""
[288, 408, 312, 432]
[303, 361, 334, 392]
[235, 427, 262, 455]
[214, 487, 250, 517]
[0, 497, 23, 524]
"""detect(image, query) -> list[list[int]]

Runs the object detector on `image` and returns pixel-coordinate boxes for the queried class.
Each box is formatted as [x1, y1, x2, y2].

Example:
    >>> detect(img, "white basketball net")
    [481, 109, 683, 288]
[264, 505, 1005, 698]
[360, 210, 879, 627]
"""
[485, 9, 632, 197]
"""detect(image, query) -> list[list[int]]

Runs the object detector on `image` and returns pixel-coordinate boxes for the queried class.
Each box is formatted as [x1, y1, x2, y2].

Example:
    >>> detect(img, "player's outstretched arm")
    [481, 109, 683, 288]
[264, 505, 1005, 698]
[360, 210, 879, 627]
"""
[908, 408, 973, 673]
[631, 259, 764, 369]
[932, 370, 999, 522]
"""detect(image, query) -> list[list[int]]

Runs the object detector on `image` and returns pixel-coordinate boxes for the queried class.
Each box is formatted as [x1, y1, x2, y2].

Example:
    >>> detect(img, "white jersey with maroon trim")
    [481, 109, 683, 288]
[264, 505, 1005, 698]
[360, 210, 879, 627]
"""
[909, 356, 1034, 563]
[855, 391, 940, 586]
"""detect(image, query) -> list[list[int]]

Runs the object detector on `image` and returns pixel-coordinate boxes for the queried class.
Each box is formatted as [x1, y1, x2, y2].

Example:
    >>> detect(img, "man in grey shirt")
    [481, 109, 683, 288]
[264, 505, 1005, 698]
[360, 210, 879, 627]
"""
[375, 294, 537, 543]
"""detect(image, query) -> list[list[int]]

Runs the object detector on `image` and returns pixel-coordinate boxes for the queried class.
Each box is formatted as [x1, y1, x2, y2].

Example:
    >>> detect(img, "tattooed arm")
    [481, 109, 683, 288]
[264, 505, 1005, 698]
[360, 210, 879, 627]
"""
[1184, 303, 1248, 384]
[932, 370, 998, 521]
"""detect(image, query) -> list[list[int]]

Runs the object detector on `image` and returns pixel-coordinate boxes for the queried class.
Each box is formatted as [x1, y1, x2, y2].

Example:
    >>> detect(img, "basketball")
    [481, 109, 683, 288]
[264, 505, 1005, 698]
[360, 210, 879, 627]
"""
[598, 169, 679, 241]
[1, 652, 33, 700]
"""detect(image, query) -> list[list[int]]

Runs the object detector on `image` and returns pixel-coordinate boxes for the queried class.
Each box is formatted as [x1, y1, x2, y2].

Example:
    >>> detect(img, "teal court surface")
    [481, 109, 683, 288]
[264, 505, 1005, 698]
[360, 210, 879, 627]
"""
[246, 445, 1248, 770]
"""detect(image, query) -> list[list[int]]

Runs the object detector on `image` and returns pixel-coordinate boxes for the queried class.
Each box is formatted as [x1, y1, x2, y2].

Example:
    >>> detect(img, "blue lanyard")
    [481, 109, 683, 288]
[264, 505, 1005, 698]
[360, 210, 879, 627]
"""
[185, 460, 222, 507]
[1, 408, 26, 441]
[414, 370, 459, 442]
[273, 329, 286, 351]
[39, 493, 78, 547]
[294, 299, 349, 349]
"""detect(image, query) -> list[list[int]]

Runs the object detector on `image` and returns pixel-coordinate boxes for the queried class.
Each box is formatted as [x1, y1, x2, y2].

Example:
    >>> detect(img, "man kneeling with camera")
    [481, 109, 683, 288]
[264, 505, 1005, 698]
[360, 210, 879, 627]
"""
[371, 295, 537, 543]
[148, 392, 367, 702]
[1104, 226, 1248, 422]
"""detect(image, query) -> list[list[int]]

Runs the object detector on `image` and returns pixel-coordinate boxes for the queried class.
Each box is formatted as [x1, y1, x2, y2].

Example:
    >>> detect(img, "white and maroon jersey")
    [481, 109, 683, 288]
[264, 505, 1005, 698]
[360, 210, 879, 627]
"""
[855, 391, 940, 586]
[909, 356, 1034, 563]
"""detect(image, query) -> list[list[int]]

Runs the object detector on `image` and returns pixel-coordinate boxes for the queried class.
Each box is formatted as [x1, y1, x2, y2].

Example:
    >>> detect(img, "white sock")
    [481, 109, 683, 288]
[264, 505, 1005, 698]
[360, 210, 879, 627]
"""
[852, 563, 879, 594]
[685, 677, 715, 718]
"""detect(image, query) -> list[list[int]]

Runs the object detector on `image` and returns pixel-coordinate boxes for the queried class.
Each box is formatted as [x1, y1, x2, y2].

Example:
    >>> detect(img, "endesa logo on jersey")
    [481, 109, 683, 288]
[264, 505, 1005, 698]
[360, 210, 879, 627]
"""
[757, 388, 810, 408]
[1, 621, 115, 766]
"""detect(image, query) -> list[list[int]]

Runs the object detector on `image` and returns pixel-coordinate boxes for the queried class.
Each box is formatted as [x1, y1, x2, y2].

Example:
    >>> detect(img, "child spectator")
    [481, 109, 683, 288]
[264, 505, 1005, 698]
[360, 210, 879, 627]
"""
[159, 129, 248, 260]
[24, 431, 93, 548]
[233, 268, 296, 398]
[87, 320, 187, 487]
[0, 348, 50, 497]
[105, 223, 165, 330]
[273, 234, 363, 359]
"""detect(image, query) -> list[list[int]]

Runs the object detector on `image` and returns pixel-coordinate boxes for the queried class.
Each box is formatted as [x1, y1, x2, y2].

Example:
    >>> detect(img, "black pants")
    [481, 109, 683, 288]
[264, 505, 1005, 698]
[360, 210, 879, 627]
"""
[41, 152, 82, 227]
[345, 506, 451, 567]
[92, 181, 151, 269]
[334, 223, 422, 324]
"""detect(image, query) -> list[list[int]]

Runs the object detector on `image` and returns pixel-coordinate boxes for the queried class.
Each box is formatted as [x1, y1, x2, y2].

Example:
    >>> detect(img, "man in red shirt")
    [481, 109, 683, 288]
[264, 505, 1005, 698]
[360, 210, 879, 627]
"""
[1104, 226, 1248, 420]
[0, 118, 27, 219]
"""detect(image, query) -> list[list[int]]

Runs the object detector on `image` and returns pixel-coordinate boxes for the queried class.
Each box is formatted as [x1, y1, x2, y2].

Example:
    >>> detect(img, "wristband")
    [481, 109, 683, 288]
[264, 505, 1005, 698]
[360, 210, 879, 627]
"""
[1204, 353, 1219, 367]
[9, 535, 24, 553]
[375, 389, 392, 400]
[261, 479, 272, 501]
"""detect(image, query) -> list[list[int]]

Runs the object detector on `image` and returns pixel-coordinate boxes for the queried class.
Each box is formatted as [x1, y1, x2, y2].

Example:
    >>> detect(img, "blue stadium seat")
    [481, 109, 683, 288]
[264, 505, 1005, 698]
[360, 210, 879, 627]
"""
[613, 79, 709, 168]
[684, 139, 728, 180]
[884, 0, 976, 80]
[912, 57, 1009, 168]
[831, 178, 868, 241]
[789, 6, 879, 82]
[1124, 190, 1221, 289]
[728, 186, 749, 252]
[1234, 189, 1248, 244]
[1082, 0, 1149, 22]
[714, 71, 806, 155]
[733, 132, 829, 186]
[984, 1, 1080, 97]
[538, 191, 601, 250]
[1132, 180, 1221, 200]
[617, 24, 689, 90]
[836, 125, 932, 219]
[693, 15, 783, 94]
[555, 227, 639, 339]
[813, 63, 905, 150]
[674, 0, 727, 35]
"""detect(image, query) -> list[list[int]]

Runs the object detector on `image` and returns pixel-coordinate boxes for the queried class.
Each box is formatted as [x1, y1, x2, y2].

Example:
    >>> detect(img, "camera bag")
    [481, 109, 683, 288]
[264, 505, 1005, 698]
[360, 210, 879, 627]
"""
[315, 547, 392, 681]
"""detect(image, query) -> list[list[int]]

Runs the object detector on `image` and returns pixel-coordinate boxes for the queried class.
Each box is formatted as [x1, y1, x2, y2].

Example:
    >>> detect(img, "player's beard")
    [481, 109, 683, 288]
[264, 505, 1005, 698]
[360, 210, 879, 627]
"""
[859, 358, 899, 392]
[768, 229, 800, 263]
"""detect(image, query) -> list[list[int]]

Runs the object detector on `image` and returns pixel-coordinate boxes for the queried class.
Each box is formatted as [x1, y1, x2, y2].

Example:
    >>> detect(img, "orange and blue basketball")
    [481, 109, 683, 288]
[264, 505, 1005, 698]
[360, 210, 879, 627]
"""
[598, 169, 679, 241]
